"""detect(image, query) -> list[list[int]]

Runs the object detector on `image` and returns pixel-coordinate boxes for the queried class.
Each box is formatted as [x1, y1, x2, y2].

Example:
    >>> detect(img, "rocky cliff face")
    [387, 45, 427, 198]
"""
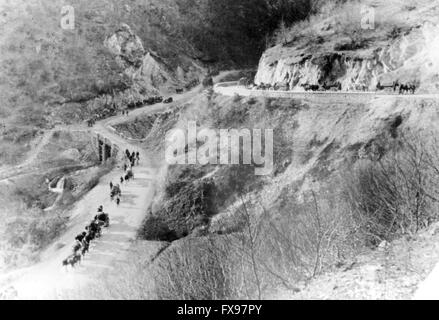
[255, 3, 439, 92]
[104, 24, 178, 93]
[83, 23, 203, 113]
[104, 23, 146, 68]
[104, 23, 204, 97]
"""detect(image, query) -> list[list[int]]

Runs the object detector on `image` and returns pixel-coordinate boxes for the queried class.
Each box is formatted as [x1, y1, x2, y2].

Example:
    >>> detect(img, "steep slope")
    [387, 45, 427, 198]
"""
[271, 221, 439, 300]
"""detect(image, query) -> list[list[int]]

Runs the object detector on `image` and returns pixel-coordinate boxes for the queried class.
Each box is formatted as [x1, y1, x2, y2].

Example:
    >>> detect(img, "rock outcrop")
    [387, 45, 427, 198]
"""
[97, 24, 176, 109]
[102, 23, 202, 103]
[104, 23, 145, 68]
[255, 22, 439, 92]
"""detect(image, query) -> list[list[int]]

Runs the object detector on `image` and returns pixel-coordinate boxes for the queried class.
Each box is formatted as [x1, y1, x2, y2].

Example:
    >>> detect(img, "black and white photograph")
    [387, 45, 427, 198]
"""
[1, 0, 439, 302]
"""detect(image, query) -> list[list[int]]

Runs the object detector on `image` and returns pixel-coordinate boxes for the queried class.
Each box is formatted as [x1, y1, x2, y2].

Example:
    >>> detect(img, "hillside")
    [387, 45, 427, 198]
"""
[3, 0, 439, 300]
[0, 0, 203, 166]
[64, 85, 439, 299]
[0, 0, 314, 167]
[76, 1, 439, 300]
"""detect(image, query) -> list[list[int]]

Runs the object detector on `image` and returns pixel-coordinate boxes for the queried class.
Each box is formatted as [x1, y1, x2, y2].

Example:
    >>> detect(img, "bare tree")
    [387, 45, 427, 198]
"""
[344, 131, 439, 244]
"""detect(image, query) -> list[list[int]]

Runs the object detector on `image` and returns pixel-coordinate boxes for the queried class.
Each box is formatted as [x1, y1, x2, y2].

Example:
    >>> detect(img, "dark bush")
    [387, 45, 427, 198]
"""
[158, 178, 217, 238]
[334, 39, 368, 51]
[152, 236, 233, 299]
[138, 216, 178, 242]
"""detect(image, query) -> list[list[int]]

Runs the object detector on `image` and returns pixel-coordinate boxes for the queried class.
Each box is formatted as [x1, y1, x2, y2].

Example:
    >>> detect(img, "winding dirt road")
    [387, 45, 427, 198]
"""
[213, 82, 439, 100]
[0, 117, 158, 299]
[0, 72, 235, 300]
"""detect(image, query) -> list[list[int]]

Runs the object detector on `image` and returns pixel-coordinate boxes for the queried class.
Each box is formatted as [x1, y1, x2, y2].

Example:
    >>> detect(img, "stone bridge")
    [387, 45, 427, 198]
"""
[92, 133, 119, 163]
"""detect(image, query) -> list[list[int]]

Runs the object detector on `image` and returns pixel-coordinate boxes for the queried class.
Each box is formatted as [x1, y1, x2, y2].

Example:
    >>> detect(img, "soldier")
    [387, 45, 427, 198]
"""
[81, 236, 90, 256]
[75, 231, 86, 242]
[96, 210, 110, 227]
[88, 220, 100, 238]
[72, 239, 82, 255]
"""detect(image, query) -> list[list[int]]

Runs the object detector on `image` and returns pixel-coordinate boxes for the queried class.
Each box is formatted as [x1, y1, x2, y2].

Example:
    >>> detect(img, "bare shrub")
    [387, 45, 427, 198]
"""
[1, 205, 67, 268]
[241, 185, 360, 294]
[204, 188, 358, 298]
[344, 131, 439, 245]
[152, 236, 235, 300]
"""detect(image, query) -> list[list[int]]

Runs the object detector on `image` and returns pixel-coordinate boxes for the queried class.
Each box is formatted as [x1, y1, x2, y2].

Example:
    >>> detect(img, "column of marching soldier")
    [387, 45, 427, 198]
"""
[62, 149, 140, 269]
